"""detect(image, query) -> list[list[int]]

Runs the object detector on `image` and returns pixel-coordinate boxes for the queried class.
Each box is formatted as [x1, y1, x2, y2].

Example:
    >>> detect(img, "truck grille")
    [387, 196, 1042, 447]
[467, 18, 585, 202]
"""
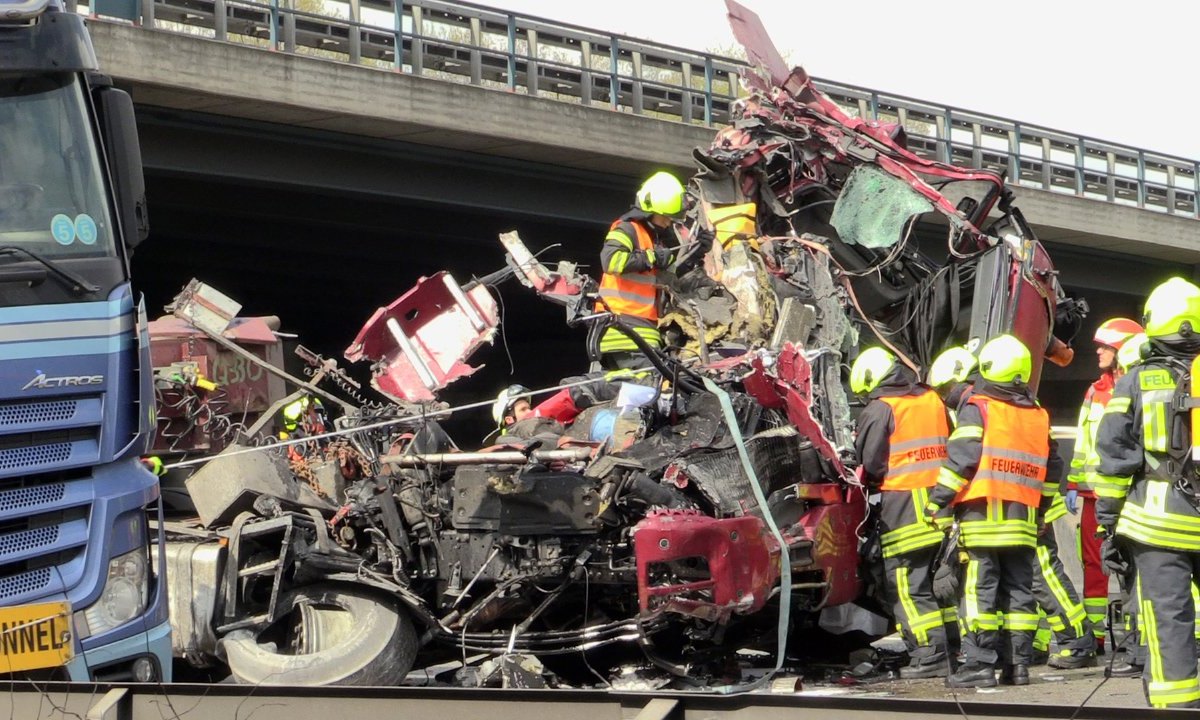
[0, 400, 78, 426]
[0, 443, 72, 471]
[0, 567, 51, 600]
[0, 395, 102, 604]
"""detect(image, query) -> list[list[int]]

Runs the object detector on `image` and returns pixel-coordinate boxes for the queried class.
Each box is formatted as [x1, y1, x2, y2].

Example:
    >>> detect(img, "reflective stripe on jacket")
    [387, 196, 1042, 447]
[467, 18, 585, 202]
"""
[959, 395, 1050, 507]
[879, 390, 949, 491]
[1095, 361, 1200, 551]
[1068, 375, 1113, 496]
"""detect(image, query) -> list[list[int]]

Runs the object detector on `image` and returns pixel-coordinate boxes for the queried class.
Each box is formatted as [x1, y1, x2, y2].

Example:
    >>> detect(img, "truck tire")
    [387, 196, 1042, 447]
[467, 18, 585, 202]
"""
[222, 583, 417, 686]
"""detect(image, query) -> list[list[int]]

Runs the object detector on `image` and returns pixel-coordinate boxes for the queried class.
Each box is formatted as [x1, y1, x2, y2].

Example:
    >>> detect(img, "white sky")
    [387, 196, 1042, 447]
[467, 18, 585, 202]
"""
[485, 0, 1200, 162]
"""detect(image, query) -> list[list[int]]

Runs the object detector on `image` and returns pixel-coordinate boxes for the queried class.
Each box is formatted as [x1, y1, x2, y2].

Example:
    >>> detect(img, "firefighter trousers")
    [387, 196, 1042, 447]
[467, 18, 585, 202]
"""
[883, 543, 948, 665]
[1129, 543, 1200, 708]
[961, 546, 1037, 667]
[1034, 526, 1093, 653]
[1078, 495, 1108, 645]
[1116, 558, 1146, 666]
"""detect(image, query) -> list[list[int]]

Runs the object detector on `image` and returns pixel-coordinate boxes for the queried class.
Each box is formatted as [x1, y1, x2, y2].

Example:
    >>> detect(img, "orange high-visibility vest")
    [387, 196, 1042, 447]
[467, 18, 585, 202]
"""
[595, 219, 658, 323]
[879, 389, 949, 491]
[960, 395, 1049, 507]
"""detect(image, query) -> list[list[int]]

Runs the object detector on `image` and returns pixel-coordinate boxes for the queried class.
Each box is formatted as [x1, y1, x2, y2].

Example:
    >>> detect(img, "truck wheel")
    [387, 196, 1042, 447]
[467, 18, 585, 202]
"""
[222, 583, 417, 686]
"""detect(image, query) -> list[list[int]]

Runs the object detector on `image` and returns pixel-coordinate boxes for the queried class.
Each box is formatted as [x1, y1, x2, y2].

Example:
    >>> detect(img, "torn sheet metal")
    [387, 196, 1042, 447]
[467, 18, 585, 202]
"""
[344, 271, 499, 403]
[634, 509, 779, 618]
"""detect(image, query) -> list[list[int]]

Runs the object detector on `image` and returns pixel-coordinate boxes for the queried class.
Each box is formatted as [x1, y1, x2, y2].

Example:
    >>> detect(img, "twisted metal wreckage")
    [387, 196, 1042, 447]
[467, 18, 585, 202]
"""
[154, 1, 1085, 689]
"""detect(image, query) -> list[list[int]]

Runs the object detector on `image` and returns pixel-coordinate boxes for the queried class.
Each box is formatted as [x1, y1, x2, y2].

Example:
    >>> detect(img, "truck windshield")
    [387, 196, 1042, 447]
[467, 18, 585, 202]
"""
[0, 73, 116, 259]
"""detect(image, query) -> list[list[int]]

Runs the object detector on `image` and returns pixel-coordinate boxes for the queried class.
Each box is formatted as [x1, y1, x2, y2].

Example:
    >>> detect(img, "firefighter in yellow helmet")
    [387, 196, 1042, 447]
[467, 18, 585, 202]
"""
[592, 171, 686, 371]
[928, 346, 979, 425]
[1094, 278, 1200, 708]
[924, 334, 1062, 688]
[852, 347, 953, 678]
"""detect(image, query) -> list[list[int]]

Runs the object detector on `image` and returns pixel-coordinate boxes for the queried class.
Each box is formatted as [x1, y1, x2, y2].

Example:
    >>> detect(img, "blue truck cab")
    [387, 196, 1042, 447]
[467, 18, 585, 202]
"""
[0, 0, 170, 681]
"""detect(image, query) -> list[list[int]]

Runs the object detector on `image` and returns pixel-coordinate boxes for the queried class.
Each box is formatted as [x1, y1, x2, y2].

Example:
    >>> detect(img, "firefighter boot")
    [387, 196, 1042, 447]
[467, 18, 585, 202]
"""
[946, 663, 997, 688]
[1048, 648, 1098, 670]
[999, 664, 1030, 686]
[900, 658, 951, 679]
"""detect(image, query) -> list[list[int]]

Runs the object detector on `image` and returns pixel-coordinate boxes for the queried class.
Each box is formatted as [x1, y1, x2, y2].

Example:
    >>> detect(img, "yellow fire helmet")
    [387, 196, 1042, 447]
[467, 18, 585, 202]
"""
[850, 346, 897, 395]
[928, 346, 977, 388]
[977, 334, 1032, 384]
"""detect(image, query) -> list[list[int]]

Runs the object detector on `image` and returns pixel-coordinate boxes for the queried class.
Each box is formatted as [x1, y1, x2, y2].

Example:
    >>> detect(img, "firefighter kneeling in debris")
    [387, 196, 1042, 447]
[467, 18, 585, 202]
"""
[852, 346, 954, 678]
[924, 334, 1062, 688]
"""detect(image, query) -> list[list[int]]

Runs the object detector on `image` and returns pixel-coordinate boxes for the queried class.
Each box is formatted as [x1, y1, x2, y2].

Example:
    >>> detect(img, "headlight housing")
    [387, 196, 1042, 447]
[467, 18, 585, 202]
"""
[80, 548, 148, 636]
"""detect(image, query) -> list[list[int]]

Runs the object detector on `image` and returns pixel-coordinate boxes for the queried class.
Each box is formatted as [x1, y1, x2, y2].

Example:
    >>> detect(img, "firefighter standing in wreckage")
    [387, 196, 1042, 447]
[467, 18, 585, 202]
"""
[1094, 277, 1200, 709]
[923, 334, 1063, 688]
[851, 347, 955, 678]
[592, 171, 686, 371]
[928, 345, 1095, 670]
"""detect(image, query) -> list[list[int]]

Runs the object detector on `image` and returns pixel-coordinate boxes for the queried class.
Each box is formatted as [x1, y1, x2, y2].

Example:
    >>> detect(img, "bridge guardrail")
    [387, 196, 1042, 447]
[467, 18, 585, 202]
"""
[81, 0, 1200, 220]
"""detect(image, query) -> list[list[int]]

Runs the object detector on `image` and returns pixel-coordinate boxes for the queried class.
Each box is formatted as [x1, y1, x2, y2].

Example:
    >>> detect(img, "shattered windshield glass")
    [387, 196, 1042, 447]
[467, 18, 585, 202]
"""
[830, 165, 934, 248]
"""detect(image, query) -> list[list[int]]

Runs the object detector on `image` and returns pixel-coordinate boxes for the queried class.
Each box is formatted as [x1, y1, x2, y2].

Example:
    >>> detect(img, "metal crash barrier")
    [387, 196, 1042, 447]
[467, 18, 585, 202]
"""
[0, 681, 1157, 719]
[70, 0, 1200, 220]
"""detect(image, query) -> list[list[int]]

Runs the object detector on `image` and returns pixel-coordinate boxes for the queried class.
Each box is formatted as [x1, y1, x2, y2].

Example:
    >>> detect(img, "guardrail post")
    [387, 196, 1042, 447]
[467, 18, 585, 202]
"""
[214, 0, 227, 41]
[1041, 137, 1052, 190]
[610, 38, 619, 111]
[631, 50, 643, 114]
[393, 1, 404, 71]
[856, 98, 869, 119]
[411, 4, 423, 75]
[935, 110, 950, 163]
[971, 121, 982, 169]
[1106, 151, 1117, 202]
[348, 0, 362, 64]
[1167, 164, 1178, 215]
[526, 28, 539, 95]
[268, 0, 278, 51]
[1007, 124, 1020, 183]
[703, 56, 713, 126]
[1195, 162, 1200, 218]
[281, 0, 295, 53]
[505, 16, 516, 90]
[580, 40, 594, 104]
[1137, 150, 1146, 208]
[86, 688, 128, 720]
[681, 61, 694, 124]
[468, 16, 482, 84]
[869, 91, 879, 120]
[1075, 140, 1085, 195]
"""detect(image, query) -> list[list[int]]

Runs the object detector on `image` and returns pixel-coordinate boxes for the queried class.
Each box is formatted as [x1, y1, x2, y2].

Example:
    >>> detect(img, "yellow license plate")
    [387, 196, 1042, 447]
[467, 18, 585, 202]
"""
[0, 602, 73, 673]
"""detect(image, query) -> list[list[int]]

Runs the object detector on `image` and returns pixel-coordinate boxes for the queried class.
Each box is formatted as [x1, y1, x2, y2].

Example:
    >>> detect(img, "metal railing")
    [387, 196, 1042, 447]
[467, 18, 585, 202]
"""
[80, 0, 1200, 219]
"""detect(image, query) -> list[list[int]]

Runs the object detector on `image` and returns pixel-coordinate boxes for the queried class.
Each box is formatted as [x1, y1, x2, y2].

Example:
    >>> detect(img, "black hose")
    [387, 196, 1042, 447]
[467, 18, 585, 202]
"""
[608, 318, 706, 395]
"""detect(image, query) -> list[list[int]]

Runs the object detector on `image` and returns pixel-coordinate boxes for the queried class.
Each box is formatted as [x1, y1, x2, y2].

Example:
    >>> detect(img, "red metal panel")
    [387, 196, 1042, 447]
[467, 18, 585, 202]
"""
[634, 510, 779, 617]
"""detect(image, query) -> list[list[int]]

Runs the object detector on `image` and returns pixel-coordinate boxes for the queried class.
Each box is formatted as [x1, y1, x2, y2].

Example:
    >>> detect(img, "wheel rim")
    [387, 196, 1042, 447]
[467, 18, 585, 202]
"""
[294, 600, 357, 655]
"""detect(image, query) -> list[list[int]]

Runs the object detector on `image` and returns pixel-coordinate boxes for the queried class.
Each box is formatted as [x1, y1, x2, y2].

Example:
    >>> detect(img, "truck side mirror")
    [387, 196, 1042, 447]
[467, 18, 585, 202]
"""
[93, 85, 149, 250]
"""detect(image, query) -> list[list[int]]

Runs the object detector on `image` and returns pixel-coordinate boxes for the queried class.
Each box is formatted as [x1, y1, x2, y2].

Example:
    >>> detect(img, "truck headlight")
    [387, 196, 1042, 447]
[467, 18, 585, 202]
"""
[82, 549, 148, 635]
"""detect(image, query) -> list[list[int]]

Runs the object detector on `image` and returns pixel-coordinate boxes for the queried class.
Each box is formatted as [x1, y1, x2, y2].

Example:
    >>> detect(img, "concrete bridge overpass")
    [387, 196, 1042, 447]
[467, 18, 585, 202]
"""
[79, 2, 1200, 421]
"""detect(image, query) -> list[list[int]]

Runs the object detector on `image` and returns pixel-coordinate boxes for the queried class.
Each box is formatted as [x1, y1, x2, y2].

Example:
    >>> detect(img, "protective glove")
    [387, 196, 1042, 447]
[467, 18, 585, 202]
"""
[921, 501, 942, 529]
[1100, 534, 1129, 576]
[1065, 488, 1079, 514]
[651, 245, 672, 270]
[692, 226, 716, 252]
[642, 248, 657, 269]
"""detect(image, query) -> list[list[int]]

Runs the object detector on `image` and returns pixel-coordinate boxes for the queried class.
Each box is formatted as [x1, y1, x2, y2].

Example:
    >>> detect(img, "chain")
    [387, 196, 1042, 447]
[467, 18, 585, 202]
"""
[288, 438, 367, 501]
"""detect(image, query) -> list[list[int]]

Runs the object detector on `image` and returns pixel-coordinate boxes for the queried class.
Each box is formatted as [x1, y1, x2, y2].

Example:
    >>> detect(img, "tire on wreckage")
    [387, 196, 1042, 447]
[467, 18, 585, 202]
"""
[222, 583, 418, 686]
